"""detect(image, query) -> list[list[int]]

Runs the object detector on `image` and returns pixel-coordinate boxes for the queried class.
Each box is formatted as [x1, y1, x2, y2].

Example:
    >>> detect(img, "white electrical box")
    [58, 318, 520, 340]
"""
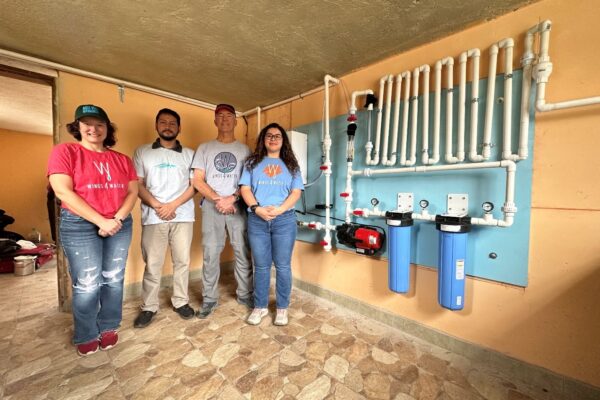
[289, 130, 308, 184]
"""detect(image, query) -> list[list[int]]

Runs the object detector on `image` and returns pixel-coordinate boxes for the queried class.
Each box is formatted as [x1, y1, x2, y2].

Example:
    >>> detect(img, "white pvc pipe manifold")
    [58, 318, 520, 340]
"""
[350, 160, 517, 227]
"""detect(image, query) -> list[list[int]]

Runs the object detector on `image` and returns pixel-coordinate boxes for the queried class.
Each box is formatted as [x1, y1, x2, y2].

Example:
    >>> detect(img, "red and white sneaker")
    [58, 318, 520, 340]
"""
[76, 339, 99, 356]
[99, 330, 118, 351]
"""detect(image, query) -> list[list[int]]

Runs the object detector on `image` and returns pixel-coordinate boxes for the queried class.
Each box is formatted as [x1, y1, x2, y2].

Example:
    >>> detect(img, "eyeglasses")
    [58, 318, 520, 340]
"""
[265, 134, 283, 141]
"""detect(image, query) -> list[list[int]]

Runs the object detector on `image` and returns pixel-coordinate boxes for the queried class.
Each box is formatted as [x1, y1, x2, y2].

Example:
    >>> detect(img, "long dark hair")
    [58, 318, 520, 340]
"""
[66, 119, 117, 148]
[245, 122, 299, 175]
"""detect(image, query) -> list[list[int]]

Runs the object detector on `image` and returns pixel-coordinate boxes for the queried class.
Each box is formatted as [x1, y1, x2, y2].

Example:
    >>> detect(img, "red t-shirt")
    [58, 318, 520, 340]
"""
[47, 143, 138, 218]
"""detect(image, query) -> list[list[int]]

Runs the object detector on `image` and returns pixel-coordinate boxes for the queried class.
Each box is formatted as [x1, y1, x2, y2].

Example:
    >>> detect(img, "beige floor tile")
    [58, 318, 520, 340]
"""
[0, 259, 572, 400]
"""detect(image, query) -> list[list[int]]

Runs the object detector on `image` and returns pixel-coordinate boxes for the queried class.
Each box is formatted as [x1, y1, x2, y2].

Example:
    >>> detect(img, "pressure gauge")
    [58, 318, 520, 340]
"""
[371, 198, 380, 207]
[482, 201, 494, 213]
[419, 199, 429, 210]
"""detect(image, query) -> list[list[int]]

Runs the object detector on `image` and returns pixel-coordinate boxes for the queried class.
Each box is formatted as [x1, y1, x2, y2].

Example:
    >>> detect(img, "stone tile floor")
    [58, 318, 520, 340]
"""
[0, 259, 563, 399]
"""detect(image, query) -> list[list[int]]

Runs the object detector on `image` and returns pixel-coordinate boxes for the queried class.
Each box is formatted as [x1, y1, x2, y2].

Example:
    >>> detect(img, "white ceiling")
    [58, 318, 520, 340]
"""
[0, 74, 53, 135]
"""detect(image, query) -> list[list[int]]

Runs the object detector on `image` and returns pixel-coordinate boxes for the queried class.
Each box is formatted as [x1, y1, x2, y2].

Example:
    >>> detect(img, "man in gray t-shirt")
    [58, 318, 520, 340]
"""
[191, 103, 253, 318]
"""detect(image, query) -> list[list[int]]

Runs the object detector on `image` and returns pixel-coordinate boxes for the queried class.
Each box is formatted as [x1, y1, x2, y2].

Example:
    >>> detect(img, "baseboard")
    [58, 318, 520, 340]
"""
[292, 277, 600, 400]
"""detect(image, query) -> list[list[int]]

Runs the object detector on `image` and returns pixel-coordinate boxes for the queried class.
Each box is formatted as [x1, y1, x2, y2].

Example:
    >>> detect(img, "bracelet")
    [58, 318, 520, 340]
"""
[114, 216, 123, 223]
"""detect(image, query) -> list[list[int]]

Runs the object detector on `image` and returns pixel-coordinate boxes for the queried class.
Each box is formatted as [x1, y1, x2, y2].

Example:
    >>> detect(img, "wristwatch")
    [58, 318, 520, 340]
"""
[250, 204, 259, 213]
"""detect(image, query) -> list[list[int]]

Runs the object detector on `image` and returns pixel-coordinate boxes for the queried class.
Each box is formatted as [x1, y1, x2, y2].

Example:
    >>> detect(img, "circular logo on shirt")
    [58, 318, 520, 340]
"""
[214, 152, 238, 173]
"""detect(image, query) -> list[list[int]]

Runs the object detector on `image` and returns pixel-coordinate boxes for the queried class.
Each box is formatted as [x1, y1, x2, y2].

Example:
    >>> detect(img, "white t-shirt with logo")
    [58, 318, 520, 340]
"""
[133, 143, 195, 225]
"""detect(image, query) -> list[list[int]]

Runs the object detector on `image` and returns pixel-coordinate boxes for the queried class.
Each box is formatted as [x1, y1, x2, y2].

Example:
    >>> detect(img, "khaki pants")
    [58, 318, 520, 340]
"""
[140, 222, 194, 312]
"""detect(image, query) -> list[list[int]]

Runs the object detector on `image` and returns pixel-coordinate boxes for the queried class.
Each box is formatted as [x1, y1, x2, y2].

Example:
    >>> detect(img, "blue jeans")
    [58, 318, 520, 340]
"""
[59, 209, 132, 344]
[248, 210, 297, 309]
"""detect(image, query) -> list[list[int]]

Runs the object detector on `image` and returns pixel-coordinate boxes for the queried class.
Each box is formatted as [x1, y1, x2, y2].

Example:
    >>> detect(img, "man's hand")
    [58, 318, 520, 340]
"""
[215, 195, 237, 215]
[155, 202, 177, 221]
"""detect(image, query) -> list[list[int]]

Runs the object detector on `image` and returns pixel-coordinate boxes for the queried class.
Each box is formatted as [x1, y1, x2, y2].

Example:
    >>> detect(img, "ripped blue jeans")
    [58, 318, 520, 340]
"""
[60, 209, 132, 344]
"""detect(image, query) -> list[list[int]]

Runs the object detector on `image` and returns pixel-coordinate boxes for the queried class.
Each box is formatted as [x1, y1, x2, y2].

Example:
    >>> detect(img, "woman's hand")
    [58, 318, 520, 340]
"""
[255, 206, 274, 221]
[97, 218, 122, 237]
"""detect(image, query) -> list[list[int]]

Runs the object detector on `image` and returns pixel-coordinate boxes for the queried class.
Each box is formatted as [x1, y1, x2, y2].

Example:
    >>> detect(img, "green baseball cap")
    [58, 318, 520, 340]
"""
[74, 104, 110, 123]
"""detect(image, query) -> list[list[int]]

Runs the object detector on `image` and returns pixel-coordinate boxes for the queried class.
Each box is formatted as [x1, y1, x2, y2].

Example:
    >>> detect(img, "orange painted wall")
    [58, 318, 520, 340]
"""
[56, 72, 246, 284]
[0, 129, 53, 242]
[249, 0, 600, 386]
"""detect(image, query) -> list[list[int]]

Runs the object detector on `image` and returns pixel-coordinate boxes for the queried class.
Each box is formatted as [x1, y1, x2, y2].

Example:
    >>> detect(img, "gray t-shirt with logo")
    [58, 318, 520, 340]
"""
[191, 139, 250, 197]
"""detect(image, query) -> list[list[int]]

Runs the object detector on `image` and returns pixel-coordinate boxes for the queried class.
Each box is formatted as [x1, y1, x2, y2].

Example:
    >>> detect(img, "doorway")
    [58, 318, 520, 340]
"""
[0, 64, 68, 310]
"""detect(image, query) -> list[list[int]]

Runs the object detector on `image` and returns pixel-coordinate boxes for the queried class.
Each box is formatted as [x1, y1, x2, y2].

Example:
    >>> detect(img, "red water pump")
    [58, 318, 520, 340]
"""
[336, 223, 385, 256]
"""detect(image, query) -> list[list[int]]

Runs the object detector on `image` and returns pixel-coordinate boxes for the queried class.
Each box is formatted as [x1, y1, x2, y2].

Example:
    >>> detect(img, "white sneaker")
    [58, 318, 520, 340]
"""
[274, 309, 288, 326]
[246, 308, 268, 325]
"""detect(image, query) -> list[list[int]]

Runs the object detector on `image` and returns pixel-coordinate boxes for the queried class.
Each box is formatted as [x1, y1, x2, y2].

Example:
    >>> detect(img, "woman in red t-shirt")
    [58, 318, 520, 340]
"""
[48, 104, 138, 356]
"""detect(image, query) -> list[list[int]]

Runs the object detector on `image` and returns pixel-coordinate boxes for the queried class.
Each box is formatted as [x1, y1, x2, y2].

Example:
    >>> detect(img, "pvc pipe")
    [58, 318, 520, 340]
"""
[322, 74, 340, 251]
[482, 44, 499, 160]
[400, 71, 411, 165]
[381, 75, 396, 166]
[241, 106, 262, 135]
[389, 72, 411, 166]
[533, 20, 600, 112]
[350, 160, 517, 228]
[426, 61, 443, 165]
[442, 57, 457, 164]
[350, 90, 374, 116]
[367, 76, 388, 165]
[344, 161, 354, 223]
[420, 65, 431, 165]
[352, 207, 387, 218]
[467, 49, 483, 162]
[457, 52, 468, 162]
[389, 74, 403, 166]
[402, 68, 419, 166]
[499, 38, 515, 161]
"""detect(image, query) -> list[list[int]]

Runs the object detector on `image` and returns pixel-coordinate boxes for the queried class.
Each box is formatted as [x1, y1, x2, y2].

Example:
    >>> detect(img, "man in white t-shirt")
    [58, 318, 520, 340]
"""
[133, 108, 196, 328]
[191, 103, 253, 319]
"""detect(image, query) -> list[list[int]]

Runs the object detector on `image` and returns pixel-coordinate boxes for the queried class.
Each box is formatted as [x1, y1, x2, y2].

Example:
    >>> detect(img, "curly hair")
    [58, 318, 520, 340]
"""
[245, 122, 300, 175]
[66, 119, 117, 148]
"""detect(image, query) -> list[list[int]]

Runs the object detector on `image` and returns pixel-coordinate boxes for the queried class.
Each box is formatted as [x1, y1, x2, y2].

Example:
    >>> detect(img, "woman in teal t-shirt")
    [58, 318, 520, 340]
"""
[239, 123, 304, 326]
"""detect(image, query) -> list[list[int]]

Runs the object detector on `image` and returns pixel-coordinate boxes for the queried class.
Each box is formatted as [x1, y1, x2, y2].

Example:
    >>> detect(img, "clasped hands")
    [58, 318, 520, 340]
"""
[255, 205, 284, 221]
[98, 218, 123, 237]
[215, 195, 236, 215]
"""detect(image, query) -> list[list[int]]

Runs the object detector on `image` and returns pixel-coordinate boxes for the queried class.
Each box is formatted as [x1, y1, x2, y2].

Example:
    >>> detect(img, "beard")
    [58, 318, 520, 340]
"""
[158, 129, 179, 141]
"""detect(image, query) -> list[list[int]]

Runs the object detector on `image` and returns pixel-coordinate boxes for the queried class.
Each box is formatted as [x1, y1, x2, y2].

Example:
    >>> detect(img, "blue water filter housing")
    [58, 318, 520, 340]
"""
[435, 215, 472, 310]
[386, 212, 414, 293]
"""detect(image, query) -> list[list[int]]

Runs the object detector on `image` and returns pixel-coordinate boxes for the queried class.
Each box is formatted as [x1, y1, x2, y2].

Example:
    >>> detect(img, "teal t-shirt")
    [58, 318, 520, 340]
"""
[239, 157, 304, 208]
